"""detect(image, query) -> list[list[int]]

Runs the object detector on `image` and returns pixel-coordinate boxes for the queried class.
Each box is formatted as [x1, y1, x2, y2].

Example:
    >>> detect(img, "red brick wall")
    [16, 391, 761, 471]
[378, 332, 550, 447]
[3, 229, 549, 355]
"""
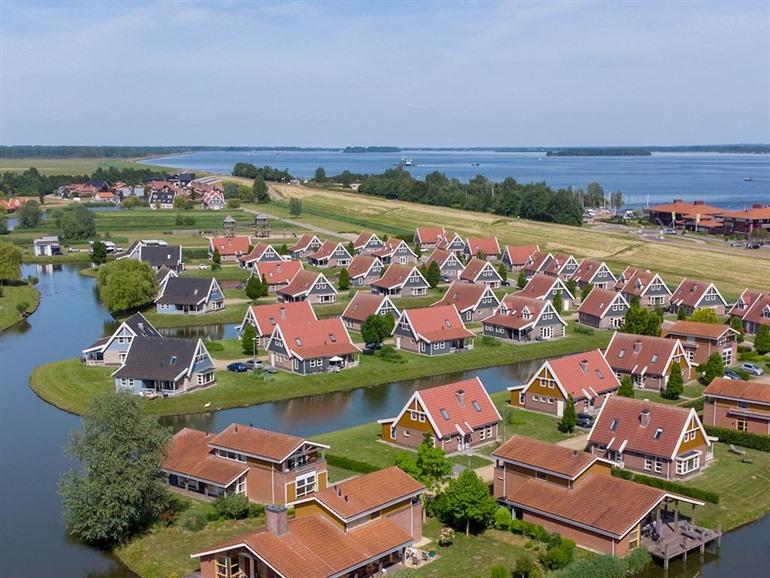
[523, 511, 618, 555]
[704, 401, 770, 435]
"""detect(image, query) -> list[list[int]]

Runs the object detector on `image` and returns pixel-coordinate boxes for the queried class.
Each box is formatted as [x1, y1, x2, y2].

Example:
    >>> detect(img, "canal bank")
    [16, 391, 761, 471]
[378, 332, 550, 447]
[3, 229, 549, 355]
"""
[3, 264, 769, 577]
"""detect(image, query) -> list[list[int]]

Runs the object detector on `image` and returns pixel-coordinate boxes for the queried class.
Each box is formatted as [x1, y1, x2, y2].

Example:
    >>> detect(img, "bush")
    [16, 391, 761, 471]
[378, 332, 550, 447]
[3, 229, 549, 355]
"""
[514, 555, 543, 578]
[490, 566, 509, 578]
[16, 301, 30, 315]
[481, 335, 502, 346]
[572, 324, 594, 335]
[248, 503, 265, 518]
[212, 494, 250, 520]
[178, 509, 208, 531]
[377, 345, 406, 363]
[437, 526, 455, 547]
[326, 454, 380, 474]
[610, 468, 719, 503]
[204, 340, 224, 351]
[494, 507, 512, 530]
[739, 350, 768, 362]
[539, 539, 575, 570]
[704, 427, 770, 452]
[555, 548, 650, 578]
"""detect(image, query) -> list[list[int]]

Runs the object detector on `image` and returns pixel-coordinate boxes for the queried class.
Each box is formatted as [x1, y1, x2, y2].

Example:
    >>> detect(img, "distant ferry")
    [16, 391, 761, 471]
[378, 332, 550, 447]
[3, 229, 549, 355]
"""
[395, 158, 416, 167]
[471, 162, 480, 166]
[743, 176, 753, 182]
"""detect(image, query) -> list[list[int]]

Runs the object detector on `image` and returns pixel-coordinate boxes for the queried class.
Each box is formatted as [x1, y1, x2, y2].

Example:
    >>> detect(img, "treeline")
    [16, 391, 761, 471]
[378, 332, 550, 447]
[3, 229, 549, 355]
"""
[343, 146, 401, 153]
[0, 166, 169, 197]
[350, 168, 584, 226]
[547, 148, 652, 157]
[0, 146, 345, 159]
[231, 163, 293, 182]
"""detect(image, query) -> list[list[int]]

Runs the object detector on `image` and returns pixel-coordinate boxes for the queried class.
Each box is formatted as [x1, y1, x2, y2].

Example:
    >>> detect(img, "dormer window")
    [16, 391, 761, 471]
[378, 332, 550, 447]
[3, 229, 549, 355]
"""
[763, 306, 770, 319]
[329, 334, 337, 342]
[445, 320, 453, 328]
[651, 354, 659, 363]
[653, 428, 663, 440]
[295, 338, 302, 346]
[440, 408, 450, 420]
[618, 349, 625, 358]
[610, 419, 619, 431]
[472, 400, 482, 412]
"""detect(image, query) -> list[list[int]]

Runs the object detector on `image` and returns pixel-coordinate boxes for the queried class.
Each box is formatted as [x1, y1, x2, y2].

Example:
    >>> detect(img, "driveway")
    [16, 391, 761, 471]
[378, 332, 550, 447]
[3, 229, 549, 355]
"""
[557, 432, 590, 450]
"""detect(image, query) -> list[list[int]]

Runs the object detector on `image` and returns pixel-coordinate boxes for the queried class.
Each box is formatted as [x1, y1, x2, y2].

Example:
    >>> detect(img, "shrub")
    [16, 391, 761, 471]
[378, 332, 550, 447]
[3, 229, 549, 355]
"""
[481, 335, 502, 346]
[704, 427, 770, 452]
[514, 555, 543, 578]
[16, 301, 30, 315]
[739, 350, 768, 362]
[377, 345, 406, 363]
[248, 503, 265, 518]
[572, 324, 594, 335]
[490, 566, 509, 578]
[610, 468, 719, 503]
[178, 509, 208, 531]
[204, 340, 224, 351]
[326, 454, 380, 474]
[539, 539, 575, 570]
[212, 493, 250, 520]
[437, 526, 455, 547]
[494, 507, 512, 530]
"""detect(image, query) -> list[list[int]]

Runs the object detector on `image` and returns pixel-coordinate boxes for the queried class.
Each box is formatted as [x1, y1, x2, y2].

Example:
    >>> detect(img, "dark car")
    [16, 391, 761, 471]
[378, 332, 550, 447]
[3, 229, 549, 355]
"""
[724, 369, 742, 380]
[747, 243, 761, 250]
[365, 342, 383, 350]
[576, 413, 595, 428]
[227, 362, 249, 373]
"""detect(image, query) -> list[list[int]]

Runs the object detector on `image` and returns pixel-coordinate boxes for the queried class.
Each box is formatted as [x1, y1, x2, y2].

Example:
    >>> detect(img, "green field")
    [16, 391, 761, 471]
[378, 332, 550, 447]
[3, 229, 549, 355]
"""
[0, 157, 174, 175]
[137, 302, 249, 329]
[0, 283, 40, 332]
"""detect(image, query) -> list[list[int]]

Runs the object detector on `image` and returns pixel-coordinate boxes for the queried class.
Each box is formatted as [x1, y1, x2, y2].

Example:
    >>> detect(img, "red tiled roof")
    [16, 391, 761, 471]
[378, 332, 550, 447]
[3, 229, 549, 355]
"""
[210, 235, 251, 256]
[353, 231, 375, 249]
[342, 292, 393, 322]
[433, 281, 496, 314]
[493, 435, 596, 479]
[704, 377, 770, 406]
[314, 467, 425, 520]
[525, 251, 552, 273]
[571, 260, 615, 285]
[240, 242, 274, 262]
[459, 258, 497, 283]
[720, 205, 770, 221]
[276, 317, 359, 359]
[415, 227, 446, 244]
[402, 305, 474, 342]
[289, 233, 319, 253]
[163, 428, 248, 486]
[647, 200, 725, 217]
[604, 333, 682, 377]
[254, 260, 303, 286]
[436, 231, 462, 250]
[542, 253, 574, 276]
[246, 301, 316, 337]
[670, 278, 724, 309]
[729, 289, 764, 317]
[517, 273, 572, 300]
[740, 293, 770, 327]
[466, 236, 500, 256]
[578, 288, 627, 318]
[210, 423, 313, 463]
[503, 244, 539, 266]
[589, 396, 705, 459]
[346, 254, 381, 279]
[617, 269, 667, 297]
[545, 350, 620, 401]
[664, 321, 734, 341]
[278, 271, 332, 298]
[416, 377, 501, 438]
[309, 240, 347, 261]
[370, 264, 422, 290]
[372, 237, 411, 258]
[425, 248, 455, 268]
[484, 294, 554, 330]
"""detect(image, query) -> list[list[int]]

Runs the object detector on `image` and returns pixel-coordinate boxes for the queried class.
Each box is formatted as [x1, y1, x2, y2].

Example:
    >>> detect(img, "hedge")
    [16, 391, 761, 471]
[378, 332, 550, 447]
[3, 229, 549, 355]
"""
[704, 426, 770, 452]
[183, 247, 210, 259]
[611, 468, 720, 504]
[555, 548, 651, 578]
[326, 454, 380, 474]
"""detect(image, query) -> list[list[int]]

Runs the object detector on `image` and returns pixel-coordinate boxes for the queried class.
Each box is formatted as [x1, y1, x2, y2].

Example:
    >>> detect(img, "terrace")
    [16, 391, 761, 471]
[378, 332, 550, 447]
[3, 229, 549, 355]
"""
[641, 502, 722, 569]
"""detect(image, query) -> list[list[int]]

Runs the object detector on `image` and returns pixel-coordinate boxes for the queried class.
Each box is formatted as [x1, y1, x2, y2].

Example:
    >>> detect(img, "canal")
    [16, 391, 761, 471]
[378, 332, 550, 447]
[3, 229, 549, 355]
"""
[0, 264, 766, 577]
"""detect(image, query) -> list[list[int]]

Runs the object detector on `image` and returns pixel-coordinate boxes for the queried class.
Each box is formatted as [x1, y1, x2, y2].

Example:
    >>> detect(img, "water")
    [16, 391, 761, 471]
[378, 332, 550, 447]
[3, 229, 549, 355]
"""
[2, 264, 768, 577]
[141, 150, 770, 209]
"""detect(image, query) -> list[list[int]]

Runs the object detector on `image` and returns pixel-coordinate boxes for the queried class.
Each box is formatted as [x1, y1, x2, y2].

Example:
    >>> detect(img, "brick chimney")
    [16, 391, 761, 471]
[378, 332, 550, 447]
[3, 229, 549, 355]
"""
[265, 504, 289, 537]
[455, 389, 465, 407]
[640, 407, 651, 427]
[634, 340, 642, 353]
[579, 360, 589, 374]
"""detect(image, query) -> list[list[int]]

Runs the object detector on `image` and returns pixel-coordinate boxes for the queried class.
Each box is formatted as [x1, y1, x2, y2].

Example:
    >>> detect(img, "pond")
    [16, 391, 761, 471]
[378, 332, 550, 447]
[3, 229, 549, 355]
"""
[1, 264, 766, 577]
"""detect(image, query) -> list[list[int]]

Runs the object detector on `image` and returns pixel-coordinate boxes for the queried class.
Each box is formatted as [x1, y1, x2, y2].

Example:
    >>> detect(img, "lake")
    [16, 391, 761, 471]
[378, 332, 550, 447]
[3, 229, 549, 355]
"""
[141, 150, 770, 209]
[1, 264, 767, 577]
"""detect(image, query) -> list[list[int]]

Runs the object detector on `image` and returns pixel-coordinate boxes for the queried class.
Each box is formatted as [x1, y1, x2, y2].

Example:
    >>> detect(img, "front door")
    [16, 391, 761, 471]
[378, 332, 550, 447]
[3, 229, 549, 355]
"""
[556, 399, 565, 417]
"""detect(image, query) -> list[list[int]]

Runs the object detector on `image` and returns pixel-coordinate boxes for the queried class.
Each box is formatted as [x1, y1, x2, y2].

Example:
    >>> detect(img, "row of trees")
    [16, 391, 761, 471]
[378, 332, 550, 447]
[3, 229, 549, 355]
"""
[14, 201, 97, 241]
[231, 163, 293, 182]
[0, 166, 169, 197]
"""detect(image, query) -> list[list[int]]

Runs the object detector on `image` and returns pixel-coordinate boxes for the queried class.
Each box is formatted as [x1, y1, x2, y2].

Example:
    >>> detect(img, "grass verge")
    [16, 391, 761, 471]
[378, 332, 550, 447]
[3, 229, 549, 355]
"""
[0, 283, 41, 332]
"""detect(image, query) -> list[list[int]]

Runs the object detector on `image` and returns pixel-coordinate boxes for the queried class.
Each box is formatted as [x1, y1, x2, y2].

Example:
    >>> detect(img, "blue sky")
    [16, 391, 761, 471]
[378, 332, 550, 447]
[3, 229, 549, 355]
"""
[1, 0, 768, 147]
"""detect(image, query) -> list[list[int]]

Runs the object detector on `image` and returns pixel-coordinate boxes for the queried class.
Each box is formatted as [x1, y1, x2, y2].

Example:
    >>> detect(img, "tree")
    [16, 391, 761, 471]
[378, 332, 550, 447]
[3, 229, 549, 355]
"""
[173, 196, 189, 210]
[314, 167, 327, 183]
[58, 391, 171, 546]
[689, 308, 719, 324]
[252, 175, 269, 203]
[0, 242, 22, 282]
[497, 263, 507, 284]
[565, 278, 576, 299]
[425, 261, 441, 288]
[346, 241, 355, 256]
[245, 275, 262, 300]
[677, 307, 688, 321]
[755, 324, 770, 355]
[700, 352, 725, 385]
[610, 190, 624, 212]
[440, 469, 497, 536]
[211, 248, 221, 265]
[662, 363, 684, 400]
[338, 268, 350, 290]
[361, 314, 391, 345]
[624, 302, 662, 336]
[618, 375, 635, 398]
[91, 241, 108, 265]
[580, 283, 594, 302]
[730, 316, 745, 343]
[96, 259, 157, 313]
[552, 292, 563, 315]
[17, 200, 42, 229]
[558, 395, 577, 433]
[394, 434, 453, 491]
[414, 243, 423, 259]
[517, 270, 527, 289]
[122, 195, 141, 209]
[289, 198, 302, 218]
[241, 323, 258, 355]
[0, 215, 8, 235]
[53, 204, 96, 241]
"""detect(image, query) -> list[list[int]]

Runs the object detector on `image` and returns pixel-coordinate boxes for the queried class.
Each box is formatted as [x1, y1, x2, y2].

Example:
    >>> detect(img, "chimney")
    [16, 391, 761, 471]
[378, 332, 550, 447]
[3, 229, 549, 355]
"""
[634, 340, 642, 353]
[694, 200, 704, 206]
[640, 408, 651, 427]
[455, 389, 465, 407]
[234, 424, 239, 433]
[265, 504, 289, 537]
[579, 360, 589, 374]
[673, 198, 683, 204]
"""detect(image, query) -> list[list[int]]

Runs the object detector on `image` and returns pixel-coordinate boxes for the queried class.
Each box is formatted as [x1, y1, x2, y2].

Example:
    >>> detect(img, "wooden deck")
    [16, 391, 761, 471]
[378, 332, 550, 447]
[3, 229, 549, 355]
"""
[642, 520, 721, 569]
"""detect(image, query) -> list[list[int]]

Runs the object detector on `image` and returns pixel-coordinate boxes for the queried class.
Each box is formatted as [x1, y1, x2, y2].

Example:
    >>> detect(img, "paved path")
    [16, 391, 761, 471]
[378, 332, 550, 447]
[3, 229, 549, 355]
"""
[557, 432, 590, 450]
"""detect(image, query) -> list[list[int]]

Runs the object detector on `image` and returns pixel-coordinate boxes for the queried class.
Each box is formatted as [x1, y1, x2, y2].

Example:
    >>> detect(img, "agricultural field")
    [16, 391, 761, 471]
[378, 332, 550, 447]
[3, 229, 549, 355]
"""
[0, 157, 174, 175]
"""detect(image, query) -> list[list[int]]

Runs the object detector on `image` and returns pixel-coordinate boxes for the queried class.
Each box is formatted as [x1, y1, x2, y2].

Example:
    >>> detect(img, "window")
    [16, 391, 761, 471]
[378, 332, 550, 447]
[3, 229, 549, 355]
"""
[419, 413, 426, 423]
[653, 428, 663, 440]
[216, 449, 246, 463]
[610, 419, 619, 431]
[618, 349, 625, 359]
[480, 428, 486, 441]
[235, 476, 246, 495]
[197, 371, 214, 386]
[737, 418, 748, 432]
[485, 425, 493, 438]
[215, 557, 240, 578]
[296, 472, 317, 498]
[472, 400, 482, 412]
[651, 354, 659, 363]
[676, 454, 700, 475]
[410, 411, 418, 421]
[403, 430, 411, 438]
[440, 408, 450, 420]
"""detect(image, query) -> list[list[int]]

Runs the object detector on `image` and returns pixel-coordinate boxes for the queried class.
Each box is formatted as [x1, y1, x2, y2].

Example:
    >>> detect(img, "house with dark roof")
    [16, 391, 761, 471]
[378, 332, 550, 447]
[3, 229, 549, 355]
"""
[616, 267, 672, 308]
[459, 257, 503, 288]
[341, 292, 400, 332]
[148, 189, 176, 209]
[276, 271, 337, 304]
[587, 397, 712, 480]
[669, 278, 727, 317]
[266, 318, 360, 374]
[464, 236, 500, 260]
[604, 332, 693, 392]
[508, 350, 620, 416]
[493, 436, 710, 557]
[163, 424, 329, 504]
[252, 260, 303, 293]
[191, 467, 425, 578]
[288, 233, 322, 259]
[577, 288, 629, 330]
[112, 336, 215, 396]
[116, 240, 184, 272]
[433, 281, 500, 322]
[155, 265, 177, 292]
[425, 248, 464, 281]
[155, 277, 224, 314]
[370, 264, 428, 297]
[345, 254, 384, 286]
[663, 321, 738, 367]
[240, 301, 317, 349]
[517, 273, 576, 310]
[238, 243, 283, 269]
[392, 304, 475, 355]
[482, 294, 566, 342]
[307, 241, 352, 268]
[81, 312, 161, 366]
[729, 289, 770, 335]
[703, 377, 770, 435]
[33, 236, 61, 257]
[372, 238, 418, 265]
[352, 231, 384, 254]
[501, 244, 539, 272]
[209, 235, 252, 262]
[571, 259, 617, 290]
[413, 226, 446, 250]
[379, 377, 501, 452]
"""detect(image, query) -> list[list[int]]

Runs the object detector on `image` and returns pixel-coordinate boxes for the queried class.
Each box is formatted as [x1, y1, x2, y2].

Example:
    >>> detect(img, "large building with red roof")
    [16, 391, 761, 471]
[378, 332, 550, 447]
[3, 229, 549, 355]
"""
[720, 204, 770, 237]
[703, 377, 770, 435]
[392, 304, 475, 355]
[646, 199, 726, 229]
[379, 377, 501, 452]
[663, 321, 739, 366]
[209, 235, 252, 262]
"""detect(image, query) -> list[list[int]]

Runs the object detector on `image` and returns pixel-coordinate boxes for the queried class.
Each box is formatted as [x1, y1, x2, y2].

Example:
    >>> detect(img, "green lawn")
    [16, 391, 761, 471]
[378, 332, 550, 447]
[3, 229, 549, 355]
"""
[30, 328, 611, 416]
[29, 359, 113, 414]
[182, 265, 251, 281]
[0, 157, 174, 175]
[138, 303, 249, 329]
[0, 283, 40, 332]
[206, 338, 249, 360]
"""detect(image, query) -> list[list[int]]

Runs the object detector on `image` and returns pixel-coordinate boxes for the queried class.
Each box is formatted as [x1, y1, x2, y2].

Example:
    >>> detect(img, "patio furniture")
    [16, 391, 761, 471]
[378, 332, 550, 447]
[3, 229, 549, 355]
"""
[729, 444, 745, 455]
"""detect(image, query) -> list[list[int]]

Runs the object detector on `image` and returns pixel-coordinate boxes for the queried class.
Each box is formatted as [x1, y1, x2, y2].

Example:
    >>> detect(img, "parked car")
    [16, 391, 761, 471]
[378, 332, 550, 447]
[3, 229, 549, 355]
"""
[740, 362, 764, 376]
[198, 263, 208, 270]
[747, 243, 761, 250]
[662, 228, 676, 235]
[730, 241, 746, 248]
[724, 369, 742, 380]
[227, 362, 249, 373]
[263, 365, 278, 374]
[365, 342, 383, 351]
[243, 359, 263, 371]
[576, 413, 595, 428]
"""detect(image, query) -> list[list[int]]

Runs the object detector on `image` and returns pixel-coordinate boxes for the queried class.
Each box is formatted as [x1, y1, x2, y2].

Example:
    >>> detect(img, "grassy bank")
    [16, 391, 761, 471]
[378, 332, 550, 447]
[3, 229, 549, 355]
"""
[0, 157, 174, 175]
[29, 329, 610, 416]
[0, 283, 41, 332]
[138, 303, 249, 329]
